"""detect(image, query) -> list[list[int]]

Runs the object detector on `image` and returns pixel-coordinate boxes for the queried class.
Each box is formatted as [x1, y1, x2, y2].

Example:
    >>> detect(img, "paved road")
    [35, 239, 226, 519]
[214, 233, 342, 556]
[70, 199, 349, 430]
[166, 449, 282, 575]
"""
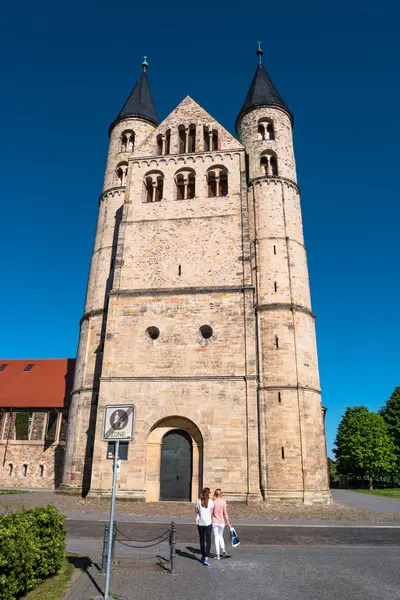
[66, 519, 400, 547]
[332, 489, 400, 513]
[64, 545, 400, 600]
[64, 519, 400, 600]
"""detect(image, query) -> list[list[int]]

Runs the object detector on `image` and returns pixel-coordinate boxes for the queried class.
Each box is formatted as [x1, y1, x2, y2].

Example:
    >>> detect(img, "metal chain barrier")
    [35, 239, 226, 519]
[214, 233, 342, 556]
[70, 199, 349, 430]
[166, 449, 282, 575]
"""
[101, 521, 177, 574]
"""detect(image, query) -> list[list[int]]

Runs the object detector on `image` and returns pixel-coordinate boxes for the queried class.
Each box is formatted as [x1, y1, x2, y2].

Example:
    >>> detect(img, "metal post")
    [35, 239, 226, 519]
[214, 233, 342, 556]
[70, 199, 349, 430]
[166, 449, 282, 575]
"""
[101, 521, 117, 573]
[104, 440, 119, 600]
[170, 521, 176, 574]
[101, 524, 109, 573]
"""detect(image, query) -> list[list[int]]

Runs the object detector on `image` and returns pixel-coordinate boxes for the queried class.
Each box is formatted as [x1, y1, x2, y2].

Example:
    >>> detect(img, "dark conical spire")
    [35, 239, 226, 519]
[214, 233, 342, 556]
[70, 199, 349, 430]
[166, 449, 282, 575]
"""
[112, 57, 158, 129]
[236, 44, 293, 128]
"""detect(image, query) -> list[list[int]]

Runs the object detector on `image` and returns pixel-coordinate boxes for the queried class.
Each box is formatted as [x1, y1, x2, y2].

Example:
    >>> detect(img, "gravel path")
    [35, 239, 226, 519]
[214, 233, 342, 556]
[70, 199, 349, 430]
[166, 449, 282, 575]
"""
[1, 490, 400, 522]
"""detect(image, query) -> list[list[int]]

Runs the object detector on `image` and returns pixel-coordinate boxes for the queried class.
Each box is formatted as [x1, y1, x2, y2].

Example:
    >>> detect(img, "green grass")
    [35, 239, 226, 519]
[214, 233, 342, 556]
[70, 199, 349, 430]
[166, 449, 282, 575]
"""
[0, 490, 27, 495]
[355, 488, 400, 499]
[24, 557, 76, 600]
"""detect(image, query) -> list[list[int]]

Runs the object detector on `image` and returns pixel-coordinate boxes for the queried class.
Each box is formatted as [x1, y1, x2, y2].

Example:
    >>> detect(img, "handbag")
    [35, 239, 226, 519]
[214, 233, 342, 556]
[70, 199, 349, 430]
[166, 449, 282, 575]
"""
[229, 527, 240, 548]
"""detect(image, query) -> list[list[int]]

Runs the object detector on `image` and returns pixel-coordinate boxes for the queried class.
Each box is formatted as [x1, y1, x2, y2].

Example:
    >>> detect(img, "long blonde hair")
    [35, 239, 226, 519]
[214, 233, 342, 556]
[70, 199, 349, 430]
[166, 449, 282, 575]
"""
[201, 487, 211, 508]
[214, 488, 222, 499]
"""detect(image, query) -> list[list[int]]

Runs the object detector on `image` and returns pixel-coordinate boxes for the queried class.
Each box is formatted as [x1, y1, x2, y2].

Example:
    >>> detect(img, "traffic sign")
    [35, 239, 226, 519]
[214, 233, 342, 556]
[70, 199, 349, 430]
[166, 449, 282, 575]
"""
[102, 405, 136, 441]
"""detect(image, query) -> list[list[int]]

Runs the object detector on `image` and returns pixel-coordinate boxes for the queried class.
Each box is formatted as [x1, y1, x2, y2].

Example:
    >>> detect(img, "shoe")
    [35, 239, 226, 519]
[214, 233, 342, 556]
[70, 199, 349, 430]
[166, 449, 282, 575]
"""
[204, 558, 210, 566]
[221, 550, 228, 558]
[213, 555, 220, 560]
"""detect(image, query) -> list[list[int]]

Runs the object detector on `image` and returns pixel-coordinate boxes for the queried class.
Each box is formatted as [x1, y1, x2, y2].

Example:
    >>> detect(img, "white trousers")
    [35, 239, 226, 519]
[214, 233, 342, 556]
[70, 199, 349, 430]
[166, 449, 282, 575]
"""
[212, 523, 226, 555]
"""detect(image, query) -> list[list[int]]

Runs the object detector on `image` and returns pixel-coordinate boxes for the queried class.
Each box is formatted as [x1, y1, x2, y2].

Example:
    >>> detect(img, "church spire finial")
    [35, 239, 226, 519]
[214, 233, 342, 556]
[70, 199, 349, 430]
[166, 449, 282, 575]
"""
[110, 57, 158, 132]
[256, 42, 263, 64]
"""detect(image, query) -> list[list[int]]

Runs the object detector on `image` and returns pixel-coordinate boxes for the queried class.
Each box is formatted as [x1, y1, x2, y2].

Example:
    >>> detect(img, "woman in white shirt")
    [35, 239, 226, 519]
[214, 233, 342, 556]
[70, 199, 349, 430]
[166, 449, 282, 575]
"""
[195, 487, 214, 566]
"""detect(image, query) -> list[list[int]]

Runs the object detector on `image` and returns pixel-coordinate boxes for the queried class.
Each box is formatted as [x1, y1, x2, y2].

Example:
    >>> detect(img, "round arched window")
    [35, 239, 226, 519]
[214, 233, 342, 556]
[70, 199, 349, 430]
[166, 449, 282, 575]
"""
[146, 326, 160, 340]
[199, 325, 213, 339]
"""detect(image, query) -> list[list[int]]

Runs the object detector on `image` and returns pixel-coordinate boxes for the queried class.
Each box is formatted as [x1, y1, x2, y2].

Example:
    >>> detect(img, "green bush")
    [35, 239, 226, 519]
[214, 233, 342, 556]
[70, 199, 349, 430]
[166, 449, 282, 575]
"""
[0, 505, 65, 600]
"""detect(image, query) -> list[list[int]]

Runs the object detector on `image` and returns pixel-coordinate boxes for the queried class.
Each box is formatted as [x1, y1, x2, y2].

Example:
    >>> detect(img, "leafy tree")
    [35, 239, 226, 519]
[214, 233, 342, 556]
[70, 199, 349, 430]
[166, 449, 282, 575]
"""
[334, 405, 397, 489]
[327, 457, 337, 481]
[380, 385, 400, 472]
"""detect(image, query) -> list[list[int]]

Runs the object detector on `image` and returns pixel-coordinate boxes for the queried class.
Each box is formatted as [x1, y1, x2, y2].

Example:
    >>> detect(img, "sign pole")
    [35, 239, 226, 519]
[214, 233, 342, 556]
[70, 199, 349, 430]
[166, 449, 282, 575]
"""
[104, 440, 119, 600]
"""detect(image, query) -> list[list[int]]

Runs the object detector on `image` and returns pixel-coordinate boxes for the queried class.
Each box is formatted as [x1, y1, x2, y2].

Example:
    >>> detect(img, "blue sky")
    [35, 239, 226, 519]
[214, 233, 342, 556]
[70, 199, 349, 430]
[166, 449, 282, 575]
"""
[0, 0, 399, 455]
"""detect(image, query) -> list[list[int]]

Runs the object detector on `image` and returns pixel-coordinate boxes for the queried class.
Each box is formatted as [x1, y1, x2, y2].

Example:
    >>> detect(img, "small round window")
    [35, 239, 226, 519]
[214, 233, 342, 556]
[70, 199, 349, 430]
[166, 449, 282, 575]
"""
[146, 326, 160, 340]
[199, 325, 213, 339]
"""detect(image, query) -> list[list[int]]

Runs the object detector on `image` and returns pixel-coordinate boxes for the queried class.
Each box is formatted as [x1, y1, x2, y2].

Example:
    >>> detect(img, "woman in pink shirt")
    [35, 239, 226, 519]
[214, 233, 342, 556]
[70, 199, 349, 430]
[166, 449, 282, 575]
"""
[212, 488, 231, 559]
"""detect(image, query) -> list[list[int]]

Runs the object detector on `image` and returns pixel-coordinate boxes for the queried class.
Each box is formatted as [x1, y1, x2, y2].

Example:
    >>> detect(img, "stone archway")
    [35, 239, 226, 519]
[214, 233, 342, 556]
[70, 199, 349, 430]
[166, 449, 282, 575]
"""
[146, 417, 203, 502]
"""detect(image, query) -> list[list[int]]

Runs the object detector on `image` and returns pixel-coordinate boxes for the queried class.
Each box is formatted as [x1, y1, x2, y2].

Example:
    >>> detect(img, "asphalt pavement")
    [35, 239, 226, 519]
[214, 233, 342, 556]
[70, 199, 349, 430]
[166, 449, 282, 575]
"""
[332, 489, 400, 513]
[64, 515, 400, 600]
[64, 542, 400, 600]
[66, 518, 400, 547]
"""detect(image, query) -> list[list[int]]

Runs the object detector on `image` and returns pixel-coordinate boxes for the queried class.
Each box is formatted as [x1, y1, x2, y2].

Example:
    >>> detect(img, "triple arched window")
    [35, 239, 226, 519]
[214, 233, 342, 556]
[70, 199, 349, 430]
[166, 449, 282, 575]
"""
[116, 162, 128, 186]
[207, 166, 228, 197]
[121, 130, 135, 152]
[143, 171, 164, 203]
[258, 119, 274, 141]
[176, 169, 196, 200]
[260, 152, 278, 177]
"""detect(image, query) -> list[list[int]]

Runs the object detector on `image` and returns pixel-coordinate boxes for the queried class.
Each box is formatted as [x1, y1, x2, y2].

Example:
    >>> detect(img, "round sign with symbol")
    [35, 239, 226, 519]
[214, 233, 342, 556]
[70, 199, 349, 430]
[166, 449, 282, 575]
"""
[102, 404, 136, 440]
[110, 409, 128, 430]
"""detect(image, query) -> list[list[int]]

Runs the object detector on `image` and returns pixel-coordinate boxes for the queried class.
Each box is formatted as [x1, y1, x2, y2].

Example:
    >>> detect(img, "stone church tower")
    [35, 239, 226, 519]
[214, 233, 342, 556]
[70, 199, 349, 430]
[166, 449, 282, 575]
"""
[61, 50, 330, 504]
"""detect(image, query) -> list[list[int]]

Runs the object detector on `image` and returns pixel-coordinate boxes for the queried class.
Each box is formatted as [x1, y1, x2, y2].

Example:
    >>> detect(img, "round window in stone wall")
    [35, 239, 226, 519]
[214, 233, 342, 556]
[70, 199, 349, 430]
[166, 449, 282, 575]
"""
[199, 325, 213, 339]
[146, 326, 160, 340]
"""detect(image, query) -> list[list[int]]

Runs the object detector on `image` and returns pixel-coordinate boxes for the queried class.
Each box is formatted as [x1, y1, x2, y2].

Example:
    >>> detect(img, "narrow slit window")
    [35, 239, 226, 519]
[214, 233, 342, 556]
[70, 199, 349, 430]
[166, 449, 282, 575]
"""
[39, 465, 44, 477]
[8, 463, 13, 476]
[275, 335, 279, 349]
[0, 364, 8, 371]
[281, 447, 285, 459]
[24, 364, 34, 372]
[178, 265, 181, 276]
[278, 392, 281, 403]
[23, 464, 28, 476]
[273, 245, 276, 255]
[274, 282, 278, 292]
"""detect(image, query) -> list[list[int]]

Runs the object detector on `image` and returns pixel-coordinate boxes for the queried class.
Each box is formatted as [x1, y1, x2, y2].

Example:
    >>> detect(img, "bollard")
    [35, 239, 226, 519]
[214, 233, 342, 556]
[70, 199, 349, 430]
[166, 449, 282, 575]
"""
[169, 521, 176, 574]
[101, 521, 117, 573]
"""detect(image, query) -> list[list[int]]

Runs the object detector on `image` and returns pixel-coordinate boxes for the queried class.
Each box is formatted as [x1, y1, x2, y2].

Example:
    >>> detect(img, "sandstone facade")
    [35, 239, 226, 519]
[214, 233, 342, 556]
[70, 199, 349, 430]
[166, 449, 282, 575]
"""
[61, 58, 331, 503]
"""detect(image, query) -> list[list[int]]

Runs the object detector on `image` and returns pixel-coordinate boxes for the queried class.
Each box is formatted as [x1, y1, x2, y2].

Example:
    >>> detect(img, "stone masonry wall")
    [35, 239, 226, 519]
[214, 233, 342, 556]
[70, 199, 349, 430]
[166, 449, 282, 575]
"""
[62, 83, 330, 503]
[86, 97, 260, 501]
[238, 103, 330, 503]
[0, 442, 65, 489]
[62, 114, 157, 492]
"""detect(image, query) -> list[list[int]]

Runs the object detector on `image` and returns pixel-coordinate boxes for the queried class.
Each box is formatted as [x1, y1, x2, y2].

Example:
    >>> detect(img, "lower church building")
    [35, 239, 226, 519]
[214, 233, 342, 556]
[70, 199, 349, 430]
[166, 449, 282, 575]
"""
[0, 48, 330, 504]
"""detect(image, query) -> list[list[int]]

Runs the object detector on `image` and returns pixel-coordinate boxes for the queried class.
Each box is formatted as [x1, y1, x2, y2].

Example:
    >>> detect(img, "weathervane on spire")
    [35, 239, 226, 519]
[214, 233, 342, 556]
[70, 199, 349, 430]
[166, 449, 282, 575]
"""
[256, 42, 263, 64]
[142, 56, 148, 72]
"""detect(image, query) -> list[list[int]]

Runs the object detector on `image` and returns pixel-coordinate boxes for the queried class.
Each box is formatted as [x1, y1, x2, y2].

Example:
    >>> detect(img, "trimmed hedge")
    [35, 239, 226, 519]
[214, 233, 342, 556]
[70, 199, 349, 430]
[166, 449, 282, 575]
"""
[0, 505, 65, 600]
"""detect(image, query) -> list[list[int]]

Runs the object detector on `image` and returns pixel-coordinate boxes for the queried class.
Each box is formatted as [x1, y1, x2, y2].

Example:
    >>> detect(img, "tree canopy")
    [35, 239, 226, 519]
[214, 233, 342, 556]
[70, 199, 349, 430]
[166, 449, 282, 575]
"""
[327, 457, 337, 481]
[380, 385, 400, 467]
[334, 405, 397, 488]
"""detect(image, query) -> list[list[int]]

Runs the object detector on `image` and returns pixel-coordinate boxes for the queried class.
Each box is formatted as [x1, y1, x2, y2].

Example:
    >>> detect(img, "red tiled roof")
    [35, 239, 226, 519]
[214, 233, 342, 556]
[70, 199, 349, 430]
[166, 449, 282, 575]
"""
[0, 359, 75, 409]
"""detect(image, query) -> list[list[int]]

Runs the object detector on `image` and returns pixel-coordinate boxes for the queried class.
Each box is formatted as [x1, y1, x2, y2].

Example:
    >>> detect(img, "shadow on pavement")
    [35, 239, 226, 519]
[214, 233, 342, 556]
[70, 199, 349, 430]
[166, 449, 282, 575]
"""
[66, 555, 103, 597]
[176, 546, 202, 563]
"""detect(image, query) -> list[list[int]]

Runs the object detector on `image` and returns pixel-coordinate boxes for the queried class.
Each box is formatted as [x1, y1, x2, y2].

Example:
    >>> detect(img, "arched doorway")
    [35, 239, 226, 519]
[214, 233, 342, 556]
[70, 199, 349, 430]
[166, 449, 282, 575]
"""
[160, 430, 192, 501]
